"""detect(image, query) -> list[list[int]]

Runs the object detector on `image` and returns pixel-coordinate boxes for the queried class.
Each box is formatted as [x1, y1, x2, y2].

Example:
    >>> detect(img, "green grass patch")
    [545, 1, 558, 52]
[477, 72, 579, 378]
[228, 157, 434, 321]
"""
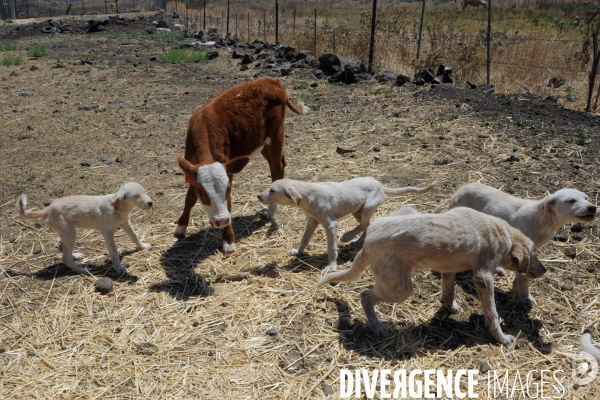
[27, 44, 47, 58]
[1, 54, 23, 66]
[0, 42, 18, 51]
[160, 49, 208, 64]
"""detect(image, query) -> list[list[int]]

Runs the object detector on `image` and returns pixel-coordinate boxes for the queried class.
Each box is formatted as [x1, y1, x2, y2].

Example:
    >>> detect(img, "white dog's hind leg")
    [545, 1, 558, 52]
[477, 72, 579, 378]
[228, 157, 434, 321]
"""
[121, 220, 150, 250]
[101, 229, 126, 274]
[512, 274, 536, 308]
[473, 272, 515, 345]
[58, 241, 84, 260]
[440, 272, 460, 314]
[323, 219, 339, 272]
[362, 260, 413, 337]
[58, 228, 89, 274]
[289, 217, 318, 256]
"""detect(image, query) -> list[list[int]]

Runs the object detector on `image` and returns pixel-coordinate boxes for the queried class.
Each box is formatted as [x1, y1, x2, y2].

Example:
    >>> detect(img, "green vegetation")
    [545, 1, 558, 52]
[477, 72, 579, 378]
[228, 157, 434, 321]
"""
[0, 42, 18, 51]
[27, 44, 47, 58]
[160, 49, 208, 64]
[1, 54, 23, 66]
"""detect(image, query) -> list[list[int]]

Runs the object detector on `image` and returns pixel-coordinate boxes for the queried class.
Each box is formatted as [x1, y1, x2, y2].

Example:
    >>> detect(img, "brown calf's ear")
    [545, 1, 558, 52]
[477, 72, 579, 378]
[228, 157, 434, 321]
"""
[224, 156, 250, 175]
[285, 186, 302, 206]
[113, 193, 126, 211]
[177, 155, 198, 186]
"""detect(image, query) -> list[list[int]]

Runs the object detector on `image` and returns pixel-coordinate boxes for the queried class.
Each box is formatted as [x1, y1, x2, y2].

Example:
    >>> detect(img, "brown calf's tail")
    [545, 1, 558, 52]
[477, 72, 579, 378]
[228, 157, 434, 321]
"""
[313, 249, 370, 289]
[383, 181, 437, 196]
[16, 194, 46, 220]
[286, 98, 309, 115]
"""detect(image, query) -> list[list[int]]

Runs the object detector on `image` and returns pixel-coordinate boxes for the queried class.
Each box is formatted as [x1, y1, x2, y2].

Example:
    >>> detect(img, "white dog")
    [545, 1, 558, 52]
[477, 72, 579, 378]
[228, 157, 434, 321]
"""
[315, 207, 546, 345]
[16, 182, 153, 275]
[257, 178, 436, 272]
[450, 183, 596, 307]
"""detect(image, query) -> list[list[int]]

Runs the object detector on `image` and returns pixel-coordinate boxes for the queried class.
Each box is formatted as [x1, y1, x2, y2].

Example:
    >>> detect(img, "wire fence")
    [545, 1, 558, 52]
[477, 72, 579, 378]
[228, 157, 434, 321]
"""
[2, 0, 599, 110]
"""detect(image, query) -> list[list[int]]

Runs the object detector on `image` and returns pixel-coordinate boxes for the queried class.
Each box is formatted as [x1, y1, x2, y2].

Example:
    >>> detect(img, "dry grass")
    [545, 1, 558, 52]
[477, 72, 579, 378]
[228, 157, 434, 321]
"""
[1, 24, 600, 399]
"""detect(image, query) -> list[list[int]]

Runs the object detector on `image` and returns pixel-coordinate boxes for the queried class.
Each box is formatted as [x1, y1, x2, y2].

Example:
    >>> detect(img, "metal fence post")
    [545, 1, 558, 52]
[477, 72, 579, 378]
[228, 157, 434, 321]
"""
[314, 8, 317, 55]
[226, 0, 230, 36]
[368, 0, 377, 72]
[416, 0, 425, 59]
[487, 0, 492, 85]
[275, 0, 278, 44]
[203, 0, 205, 30]
[263, 9, 266, 42]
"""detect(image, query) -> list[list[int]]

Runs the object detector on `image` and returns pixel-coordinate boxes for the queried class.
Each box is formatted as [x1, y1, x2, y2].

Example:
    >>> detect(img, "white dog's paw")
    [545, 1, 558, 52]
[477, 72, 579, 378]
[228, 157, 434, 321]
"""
[495, 266, 507, 276]
[114, 264, 127, 275]
[72, 265, 91, 274]
[324, 263, 338, 272]
[497, 334, 515, 346]
[444, 301, 461, 314]
[288, 248, 302, 256]
[370, 322, 388, 338]
[267, 204, 279, 221]
[340, 231, 356, 243]
[520, 294, 537, 309]
[349, 236, 365, 246]
[138, 243, 151, 250]
[173, 224, 187, 238]
[72, 252, 84, 260]
[222, 241, 236, 254]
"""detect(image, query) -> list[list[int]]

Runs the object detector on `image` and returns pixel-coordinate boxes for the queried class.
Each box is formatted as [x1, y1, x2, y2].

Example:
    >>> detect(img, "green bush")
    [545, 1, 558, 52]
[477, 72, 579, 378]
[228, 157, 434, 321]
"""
[1, 54, 23, 66]
[0, 42, 18, 51]
[160, 49, 208, 64]
[28, 44, 47, 58]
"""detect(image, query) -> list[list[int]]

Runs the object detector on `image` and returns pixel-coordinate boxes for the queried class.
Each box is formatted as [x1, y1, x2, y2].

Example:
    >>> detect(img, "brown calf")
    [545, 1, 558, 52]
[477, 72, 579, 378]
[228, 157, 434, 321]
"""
[175, 78, 306, 253]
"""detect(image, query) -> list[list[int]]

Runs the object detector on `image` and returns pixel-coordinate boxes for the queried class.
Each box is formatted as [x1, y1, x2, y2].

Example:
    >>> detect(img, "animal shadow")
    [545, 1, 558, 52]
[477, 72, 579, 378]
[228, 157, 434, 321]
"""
[152, 213, 268, 300]
[320, 273, 551, 361]
[279, 243, 361, 273]
[9, 249, 140, 283]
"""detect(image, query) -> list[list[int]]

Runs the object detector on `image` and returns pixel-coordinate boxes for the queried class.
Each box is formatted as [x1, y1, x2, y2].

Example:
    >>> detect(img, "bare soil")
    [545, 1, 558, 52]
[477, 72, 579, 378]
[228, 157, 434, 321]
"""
[1, 16, 600, 399]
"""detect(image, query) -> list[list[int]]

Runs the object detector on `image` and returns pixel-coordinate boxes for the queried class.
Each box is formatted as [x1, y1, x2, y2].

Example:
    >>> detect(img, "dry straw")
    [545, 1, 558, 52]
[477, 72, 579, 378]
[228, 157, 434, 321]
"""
[0, 29, 599, 399]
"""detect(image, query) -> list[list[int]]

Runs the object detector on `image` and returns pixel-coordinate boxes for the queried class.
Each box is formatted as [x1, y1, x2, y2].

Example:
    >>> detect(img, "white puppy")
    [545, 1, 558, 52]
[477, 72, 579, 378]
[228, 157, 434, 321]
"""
[450, 183, 596, 307]
[257, 177, 436, 272]
[16, 182, 153, 275]
[315, 207, 546, 345]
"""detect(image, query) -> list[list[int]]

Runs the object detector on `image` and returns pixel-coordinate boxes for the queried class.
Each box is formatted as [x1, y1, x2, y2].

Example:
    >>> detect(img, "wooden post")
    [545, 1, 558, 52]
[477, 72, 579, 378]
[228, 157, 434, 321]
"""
[226, 0, 230, 36]
[586, 31, 599, 113]
[263, 9, 266, 42]
[487, 0, 492, 85]
[247, 12, 249, 41]
[203, 0, 206, 30]
[275, 0, 278, 44]
[235, 12, 237, 37]
[416, 0, 425, 59]
[293, 8, 295, 31]
[368, 0, 377, 72]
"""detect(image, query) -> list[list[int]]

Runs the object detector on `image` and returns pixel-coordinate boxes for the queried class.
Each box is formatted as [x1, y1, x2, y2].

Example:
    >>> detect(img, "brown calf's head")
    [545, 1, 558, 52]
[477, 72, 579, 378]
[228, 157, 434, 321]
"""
[177, 155, 249, 228]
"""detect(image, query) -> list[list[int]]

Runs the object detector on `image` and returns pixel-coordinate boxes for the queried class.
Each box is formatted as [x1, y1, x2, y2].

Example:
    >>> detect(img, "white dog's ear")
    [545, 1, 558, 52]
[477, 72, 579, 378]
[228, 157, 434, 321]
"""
[285, 186, 302, 205]
[510, 242, 529, 274]
[113, 193, 126, 210]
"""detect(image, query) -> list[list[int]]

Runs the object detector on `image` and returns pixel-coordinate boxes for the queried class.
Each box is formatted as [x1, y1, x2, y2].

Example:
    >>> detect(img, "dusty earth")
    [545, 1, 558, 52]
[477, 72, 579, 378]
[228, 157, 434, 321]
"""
[1, 14, 600, 399]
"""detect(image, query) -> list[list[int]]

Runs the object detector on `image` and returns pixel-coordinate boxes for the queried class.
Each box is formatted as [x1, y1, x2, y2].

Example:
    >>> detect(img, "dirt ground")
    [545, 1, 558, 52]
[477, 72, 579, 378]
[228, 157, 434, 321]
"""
[1, 16, 600, 399]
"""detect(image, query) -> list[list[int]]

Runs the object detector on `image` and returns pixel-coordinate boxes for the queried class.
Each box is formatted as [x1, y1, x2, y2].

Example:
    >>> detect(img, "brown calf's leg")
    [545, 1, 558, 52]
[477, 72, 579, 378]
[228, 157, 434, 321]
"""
[174, 186, 198, 238]
[261, 144, 286, 221]
[222, 175, 236, 253]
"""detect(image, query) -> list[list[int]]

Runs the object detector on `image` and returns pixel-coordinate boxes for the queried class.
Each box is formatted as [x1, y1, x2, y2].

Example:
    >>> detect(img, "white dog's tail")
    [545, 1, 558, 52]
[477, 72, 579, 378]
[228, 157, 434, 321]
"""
[581, 333, 600, 361]
[16, 194, 46, 220]
[383, 181, 437, 196]
[314, 249, 370, 288]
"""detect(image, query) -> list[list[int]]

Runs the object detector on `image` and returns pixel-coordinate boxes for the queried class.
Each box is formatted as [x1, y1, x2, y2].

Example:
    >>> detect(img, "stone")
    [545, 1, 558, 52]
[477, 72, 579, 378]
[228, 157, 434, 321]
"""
[241, 54, 254, 65]
[206, 49, 218, 59]
[78, 104, 98, 111]
[548, 75, 566, 89]
[396, 74, 410, 87]
[309, 81, 318, 88]
[376, 69, 397, 83]
[232, 49, 245, 59]
[280, 67, 291, 77]
[313, 69, 324, 79]
[545, 95, 558, 102]
[479, 360, 492, 373]
[564, 247, 577, 259]
[266, 326, 278, 336]
[80, 160, 91, 167]
[94, 277, 113, 295]
[322, 382, 334, 396]
[571, 223, 584, 233]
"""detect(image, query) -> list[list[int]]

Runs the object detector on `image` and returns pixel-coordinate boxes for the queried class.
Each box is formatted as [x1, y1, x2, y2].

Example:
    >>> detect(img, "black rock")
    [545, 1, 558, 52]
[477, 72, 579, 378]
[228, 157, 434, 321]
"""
[545, 95, 558, 102]
[396, 74, 410, 87]
[415, 68, 435, 83]
[280, 67, 291, 76]
[94, 277, 113, 295]
[266, 326, 278, 336]
[80, 160, 91, 167]
[313, 69, 324, 79]
[241, 54, 255, 65]
[206, 49, 218, 59]
[548, 75, 566, 89]
[309, 81, 318, 88]
[570, 223, 584, 233]
[376, 69, 397, 83]
[232, 49, 245, 59]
